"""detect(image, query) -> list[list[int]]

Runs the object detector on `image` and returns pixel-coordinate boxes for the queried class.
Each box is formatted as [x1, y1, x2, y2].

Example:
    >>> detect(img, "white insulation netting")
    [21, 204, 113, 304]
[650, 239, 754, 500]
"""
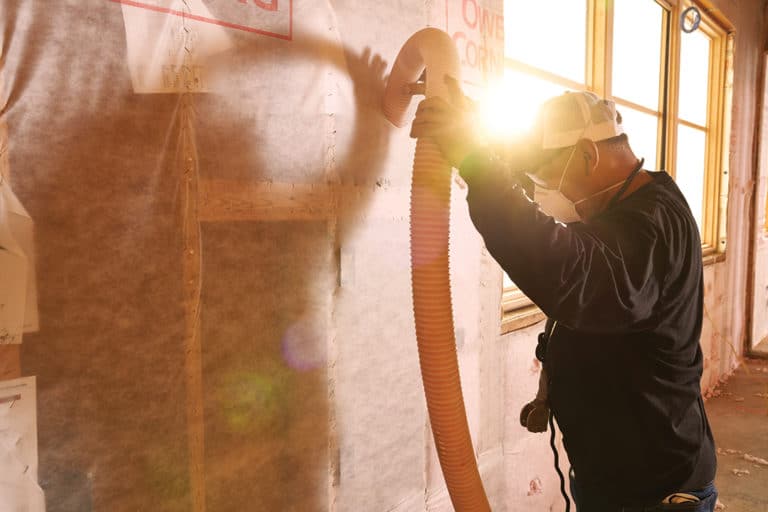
[0, 1, 506, 511]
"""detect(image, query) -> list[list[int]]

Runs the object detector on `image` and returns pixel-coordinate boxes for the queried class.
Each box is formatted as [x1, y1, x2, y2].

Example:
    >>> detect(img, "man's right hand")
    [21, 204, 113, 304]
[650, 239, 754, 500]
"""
[520, 399, 549, 433]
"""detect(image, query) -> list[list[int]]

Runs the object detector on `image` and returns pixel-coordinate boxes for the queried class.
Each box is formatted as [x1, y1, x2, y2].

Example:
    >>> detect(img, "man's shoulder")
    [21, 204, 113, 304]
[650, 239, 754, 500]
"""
[609, 171, 694, 227]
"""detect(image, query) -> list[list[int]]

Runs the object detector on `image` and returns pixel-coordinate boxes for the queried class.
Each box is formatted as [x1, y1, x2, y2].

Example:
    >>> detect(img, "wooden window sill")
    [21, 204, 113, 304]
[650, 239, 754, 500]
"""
[501, 305, 546, 334]
[703, 251, 726, 266]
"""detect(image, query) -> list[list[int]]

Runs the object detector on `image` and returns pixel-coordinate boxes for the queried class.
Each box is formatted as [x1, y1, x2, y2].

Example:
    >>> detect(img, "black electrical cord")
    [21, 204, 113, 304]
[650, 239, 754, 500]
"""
[549, 411, 571, 512]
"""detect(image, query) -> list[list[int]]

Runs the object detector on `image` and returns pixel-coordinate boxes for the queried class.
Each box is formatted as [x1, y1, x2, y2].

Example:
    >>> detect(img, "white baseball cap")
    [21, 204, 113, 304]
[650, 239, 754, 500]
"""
[532, 91, 624, 150]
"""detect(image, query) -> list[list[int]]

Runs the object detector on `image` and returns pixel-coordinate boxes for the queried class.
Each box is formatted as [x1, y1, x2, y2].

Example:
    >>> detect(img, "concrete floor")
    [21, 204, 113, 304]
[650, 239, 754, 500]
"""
[705, 359, 768, 511]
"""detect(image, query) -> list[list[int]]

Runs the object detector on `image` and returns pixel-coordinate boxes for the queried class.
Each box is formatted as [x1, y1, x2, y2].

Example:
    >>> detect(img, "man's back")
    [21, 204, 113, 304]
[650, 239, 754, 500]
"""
[543, 171, 716, 507]
[458, 159, 717, 508]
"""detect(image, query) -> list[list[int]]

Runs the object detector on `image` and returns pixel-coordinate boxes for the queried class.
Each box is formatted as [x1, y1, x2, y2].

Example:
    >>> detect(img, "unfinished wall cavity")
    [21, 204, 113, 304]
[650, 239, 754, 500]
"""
[750, 46, 768, 353]
[703, 0, 767, 372]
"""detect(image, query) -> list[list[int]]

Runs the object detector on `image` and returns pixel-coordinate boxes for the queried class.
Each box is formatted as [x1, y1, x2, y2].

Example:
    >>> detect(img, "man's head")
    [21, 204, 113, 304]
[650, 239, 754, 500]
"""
[534, 91, 625, 152]
[525, 91, 636, 198]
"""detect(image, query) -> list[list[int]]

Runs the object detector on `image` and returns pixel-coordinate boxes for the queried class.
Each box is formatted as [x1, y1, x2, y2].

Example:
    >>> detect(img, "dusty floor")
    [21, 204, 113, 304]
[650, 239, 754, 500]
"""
[753, 336, 768, 355]
[705, 358, 768, 511]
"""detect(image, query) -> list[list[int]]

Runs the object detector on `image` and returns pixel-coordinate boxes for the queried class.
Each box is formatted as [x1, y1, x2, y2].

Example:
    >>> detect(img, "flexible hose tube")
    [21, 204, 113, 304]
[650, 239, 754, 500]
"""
[382, 28, 491, 512]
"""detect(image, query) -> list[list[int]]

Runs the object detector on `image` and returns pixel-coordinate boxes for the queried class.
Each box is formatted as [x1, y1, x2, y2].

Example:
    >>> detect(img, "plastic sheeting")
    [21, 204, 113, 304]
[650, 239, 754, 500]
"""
[0, 1, 502, 510]
[0, 178, 38, 344]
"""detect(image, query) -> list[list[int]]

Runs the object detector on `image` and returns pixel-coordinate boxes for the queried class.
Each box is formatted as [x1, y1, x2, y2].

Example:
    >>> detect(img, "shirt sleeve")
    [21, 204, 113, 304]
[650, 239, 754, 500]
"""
[458, 151, 662, 334]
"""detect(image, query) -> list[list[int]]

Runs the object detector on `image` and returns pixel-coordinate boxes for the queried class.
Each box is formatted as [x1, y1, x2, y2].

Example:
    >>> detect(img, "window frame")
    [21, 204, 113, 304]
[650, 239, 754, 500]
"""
[667, 1, 732, 257]
[500, 0, 733, 334]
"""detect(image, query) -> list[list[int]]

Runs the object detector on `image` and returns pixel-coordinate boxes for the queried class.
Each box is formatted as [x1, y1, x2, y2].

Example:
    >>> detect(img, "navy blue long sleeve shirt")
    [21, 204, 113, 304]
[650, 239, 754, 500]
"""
[459, 153, 716, 510]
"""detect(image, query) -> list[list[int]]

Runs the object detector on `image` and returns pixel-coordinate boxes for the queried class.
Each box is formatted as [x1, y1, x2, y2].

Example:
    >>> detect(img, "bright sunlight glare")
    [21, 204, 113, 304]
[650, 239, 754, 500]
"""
[476, 70, 569, 142]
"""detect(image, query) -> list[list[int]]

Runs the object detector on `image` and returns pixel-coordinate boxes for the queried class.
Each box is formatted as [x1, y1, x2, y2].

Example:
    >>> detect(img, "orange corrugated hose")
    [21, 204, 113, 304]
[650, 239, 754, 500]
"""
[382, 28, 491, 512]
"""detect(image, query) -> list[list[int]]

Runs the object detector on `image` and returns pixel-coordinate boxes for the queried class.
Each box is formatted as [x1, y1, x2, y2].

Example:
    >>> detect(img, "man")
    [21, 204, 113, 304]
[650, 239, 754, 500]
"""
[410, 80, 718, 511]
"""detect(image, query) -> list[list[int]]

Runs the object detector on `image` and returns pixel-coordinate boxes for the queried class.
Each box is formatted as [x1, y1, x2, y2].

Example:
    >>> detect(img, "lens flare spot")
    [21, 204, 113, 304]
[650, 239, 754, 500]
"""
[216, 370, 284, 432]
[281, 317, 326, 371]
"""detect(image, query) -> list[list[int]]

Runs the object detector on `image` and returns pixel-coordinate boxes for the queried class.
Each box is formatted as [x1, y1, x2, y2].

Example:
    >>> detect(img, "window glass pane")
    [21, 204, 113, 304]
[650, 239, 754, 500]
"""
[617, 106, 658, 171]
[678, 29, 711, 126]
[675, 125, 707, 229]
[505, 0, 587, 83]
[480, 70, 576, 139]
[612, 0, 664, 109]
[492, 70, 579, 296]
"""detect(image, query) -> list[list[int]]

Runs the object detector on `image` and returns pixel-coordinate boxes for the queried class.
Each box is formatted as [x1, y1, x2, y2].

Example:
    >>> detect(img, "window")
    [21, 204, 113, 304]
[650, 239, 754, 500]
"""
[499, 0, 732, 333]
[672, 3, 731, 254]
[499, 0, 589, 332]
[611, 0, 666, 170]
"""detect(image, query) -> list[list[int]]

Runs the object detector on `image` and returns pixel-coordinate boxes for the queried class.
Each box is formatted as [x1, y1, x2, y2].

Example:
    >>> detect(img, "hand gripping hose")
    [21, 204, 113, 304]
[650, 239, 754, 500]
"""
[382, 28, 491, 512]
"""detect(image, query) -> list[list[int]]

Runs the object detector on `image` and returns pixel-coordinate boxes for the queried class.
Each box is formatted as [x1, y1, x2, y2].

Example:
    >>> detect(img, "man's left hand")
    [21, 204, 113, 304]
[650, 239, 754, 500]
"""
[409, 75, 481, 168]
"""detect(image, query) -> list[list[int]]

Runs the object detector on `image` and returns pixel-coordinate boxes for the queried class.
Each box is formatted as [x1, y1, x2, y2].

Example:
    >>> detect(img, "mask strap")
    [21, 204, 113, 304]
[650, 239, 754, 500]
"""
[572, 180, 625, 206]
[555, 121, 592, 193]
[556, 145, 579, 192]
[607, 158, 645, 208]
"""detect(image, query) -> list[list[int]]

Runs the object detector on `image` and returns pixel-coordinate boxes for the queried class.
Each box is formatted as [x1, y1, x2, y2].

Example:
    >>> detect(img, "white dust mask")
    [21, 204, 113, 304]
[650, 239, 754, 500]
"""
[534, 185, 581, 223]
[533, 145, 582, 223]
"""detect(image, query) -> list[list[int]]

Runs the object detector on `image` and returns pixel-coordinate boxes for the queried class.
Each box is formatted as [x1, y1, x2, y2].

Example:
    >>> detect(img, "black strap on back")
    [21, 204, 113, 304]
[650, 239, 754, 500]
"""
[607, 158, 645, 209]
[536, 317, 557, 362]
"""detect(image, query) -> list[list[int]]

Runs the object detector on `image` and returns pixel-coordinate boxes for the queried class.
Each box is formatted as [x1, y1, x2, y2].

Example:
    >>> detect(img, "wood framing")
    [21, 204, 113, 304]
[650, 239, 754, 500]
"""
[745, 50, 768, 358]
[587, 0, 610, 96]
